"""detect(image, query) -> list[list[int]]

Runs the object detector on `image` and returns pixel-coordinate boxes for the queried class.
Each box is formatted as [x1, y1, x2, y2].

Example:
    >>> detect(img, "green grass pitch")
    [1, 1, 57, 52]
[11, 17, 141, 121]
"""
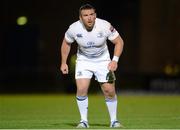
[0, 93, 180, 129]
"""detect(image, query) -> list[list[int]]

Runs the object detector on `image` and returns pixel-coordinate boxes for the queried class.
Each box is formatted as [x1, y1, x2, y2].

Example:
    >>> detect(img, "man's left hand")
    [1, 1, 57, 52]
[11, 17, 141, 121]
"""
[108, 61, 118, 71]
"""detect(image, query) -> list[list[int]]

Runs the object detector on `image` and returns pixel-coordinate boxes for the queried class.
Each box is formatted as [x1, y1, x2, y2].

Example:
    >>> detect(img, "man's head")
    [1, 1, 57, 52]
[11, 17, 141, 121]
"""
[79, 4, 96, 31]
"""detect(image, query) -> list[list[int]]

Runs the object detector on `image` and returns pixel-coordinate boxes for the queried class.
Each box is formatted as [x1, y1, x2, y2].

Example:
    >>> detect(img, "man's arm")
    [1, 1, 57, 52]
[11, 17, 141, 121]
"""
[60, 38, 71, 74]
[108, 35, 124, 71]
[112, 35, 124, 58]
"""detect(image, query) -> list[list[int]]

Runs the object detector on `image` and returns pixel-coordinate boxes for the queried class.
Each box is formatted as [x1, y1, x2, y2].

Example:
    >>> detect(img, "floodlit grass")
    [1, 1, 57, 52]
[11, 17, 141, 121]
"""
[0, 93, 180, 129]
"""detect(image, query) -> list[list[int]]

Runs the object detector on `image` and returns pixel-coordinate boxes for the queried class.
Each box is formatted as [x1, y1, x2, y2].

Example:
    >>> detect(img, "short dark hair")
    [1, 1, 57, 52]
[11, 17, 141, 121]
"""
[79, 4, 96, 15]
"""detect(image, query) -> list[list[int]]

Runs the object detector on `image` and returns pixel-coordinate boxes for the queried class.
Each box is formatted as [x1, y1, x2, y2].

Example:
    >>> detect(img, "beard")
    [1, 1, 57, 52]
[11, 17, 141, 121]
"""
[84, 22, 94, 32]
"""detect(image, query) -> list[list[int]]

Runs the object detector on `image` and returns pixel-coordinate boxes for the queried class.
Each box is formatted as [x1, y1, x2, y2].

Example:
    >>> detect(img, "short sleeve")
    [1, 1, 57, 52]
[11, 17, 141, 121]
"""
[65, 27, 75, 43]
[107, 24, 119, 41]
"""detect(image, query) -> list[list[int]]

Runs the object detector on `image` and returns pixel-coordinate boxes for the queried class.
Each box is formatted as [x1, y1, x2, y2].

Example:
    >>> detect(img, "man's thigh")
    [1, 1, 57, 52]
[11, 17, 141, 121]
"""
[75, 60, 93, 79]
[94, 61, 111, 82]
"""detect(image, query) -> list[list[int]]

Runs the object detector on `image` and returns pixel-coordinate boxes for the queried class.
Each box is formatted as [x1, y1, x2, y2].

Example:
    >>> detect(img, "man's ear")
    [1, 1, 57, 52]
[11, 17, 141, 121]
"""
[79, 15, 82, 21]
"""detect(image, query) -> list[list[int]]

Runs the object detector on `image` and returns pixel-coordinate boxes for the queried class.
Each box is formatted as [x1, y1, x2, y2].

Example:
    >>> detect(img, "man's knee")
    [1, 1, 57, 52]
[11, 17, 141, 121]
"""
[76, 87, 88, 96]
[103, 88, 116, 98]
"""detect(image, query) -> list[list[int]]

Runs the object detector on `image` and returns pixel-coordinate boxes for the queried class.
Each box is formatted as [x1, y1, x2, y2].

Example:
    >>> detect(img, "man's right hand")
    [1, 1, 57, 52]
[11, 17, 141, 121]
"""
[60, 63, 69, 74]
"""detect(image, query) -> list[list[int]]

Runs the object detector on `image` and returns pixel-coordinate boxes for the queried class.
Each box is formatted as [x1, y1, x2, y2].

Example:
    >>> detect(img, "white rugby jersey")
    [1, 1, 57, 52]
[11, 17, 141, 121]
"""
[65, 18, 119, 61]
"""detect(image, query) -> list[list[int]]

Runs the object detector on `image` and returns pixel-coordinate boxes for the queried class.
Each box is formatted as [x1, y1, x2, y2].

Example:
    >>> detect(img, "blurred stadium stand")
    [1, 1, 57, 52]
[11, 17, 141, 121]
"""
[0, 0, 179, 93]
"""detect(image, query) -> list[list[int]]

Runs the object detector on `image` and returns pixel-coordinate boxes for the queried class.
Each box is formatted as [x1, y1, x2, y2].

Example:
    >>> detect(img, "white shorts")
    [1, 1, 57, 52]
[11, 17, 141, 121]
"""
[75, 60, 116, 83]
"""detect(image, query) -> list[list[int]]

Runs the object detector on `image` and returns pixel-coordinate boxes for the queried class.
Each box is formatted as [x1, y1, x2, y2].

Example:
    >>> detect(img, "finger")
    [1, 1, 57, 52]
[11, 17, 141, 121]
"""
[110, 66, 117, 71]
[108, 64, 112, 70]
[63, 69, 68, 74]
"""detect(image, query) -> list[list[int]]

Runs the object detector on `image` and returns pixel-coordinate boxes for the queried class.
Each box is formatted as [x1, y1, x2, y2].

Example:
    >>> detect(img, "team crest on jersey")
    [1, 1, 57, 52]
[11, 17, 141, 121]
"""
[97, 32, 103, 38]
[76, 33, 83, 37]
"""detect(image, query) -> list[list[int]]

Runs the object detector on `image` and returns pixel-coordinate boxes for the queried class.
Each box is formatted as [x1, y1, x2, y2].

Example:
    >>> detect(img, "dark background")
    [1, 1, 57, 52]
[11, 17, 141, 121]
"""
[0, 0, 180, 93]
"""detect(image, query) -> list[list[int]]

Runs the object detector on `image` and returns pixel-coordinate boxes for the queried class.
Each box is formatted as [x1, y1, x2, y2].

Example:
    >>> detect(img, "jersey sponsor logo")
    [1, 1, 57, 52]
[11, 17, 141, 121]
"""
[87, 41, 95, 48]
[78, 45, 106, 58]
[76, 33, 83, 37]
